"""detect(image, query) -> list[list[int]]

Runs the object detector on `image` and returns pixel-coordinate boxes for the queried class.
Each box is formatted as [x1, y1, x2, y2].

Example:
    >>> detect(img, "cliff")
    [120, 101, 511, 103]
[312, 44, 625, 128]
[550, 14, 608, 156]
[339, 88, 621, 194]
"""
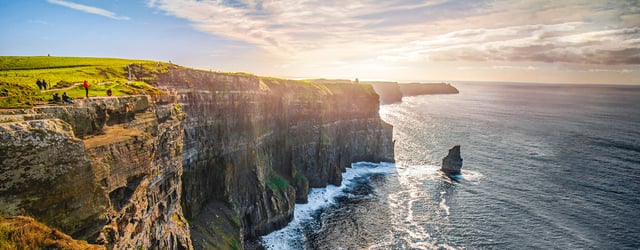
[369, 82, 459, 104]
[157, 69, 394, 247]
[0, 66, 394, 249]
[0, 96, 192, 249]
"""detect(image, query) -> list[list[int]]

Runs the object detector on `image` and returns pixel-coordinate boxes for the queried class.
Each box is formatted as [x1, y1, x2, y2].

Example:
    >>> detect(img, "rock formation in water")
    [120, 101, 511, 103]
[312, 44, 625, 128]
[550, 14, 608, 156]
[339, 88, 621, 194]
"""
[0, 65, 394, 249]
[441, 145, 463, 175]
[369, 81, 459, 104]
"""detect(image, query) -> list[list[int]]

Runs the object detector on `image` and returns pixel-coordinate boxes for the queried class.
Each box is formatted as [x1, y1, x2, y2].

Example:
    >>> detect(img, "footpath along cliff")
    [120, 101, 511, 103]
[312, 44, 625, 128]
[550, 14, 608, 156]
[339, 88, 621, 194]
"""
[0, 66, 394, 249]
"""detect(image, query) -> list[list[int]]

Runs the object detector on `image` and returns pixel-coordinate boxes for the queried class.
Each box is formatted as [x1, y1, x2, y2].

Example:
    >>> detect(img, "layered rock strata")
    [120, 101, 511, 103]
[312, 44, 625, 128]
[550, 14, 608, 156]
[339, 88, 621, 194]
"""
[0, 66, 395, 249]
[157, 69, 394, 245]
[0, 96, 192, 249]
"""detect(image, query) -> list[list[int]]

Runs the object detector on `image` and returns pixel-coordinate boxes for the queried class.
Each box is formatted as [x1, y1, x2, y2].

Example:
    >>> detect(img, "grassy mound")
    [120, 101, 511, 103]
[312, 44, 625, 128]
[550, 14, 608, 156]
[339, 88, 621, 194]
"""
[0, 56, 171, 108]
[0, 215, 104, 250]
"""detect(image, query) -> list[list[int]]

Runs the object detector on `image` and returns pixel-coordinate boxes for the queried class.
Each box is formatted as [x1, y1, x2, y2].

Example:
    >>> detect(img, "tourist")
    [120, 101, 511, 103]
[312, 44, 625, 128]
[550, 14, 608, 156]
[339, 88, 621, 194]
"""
[107, 89, 112, 96]
[83, 80, 89, 98]
[52, 93, 61, 103]
[36, 79, 42, 90]
[62, 92, 73, 104]
[42, 79, 47, 90]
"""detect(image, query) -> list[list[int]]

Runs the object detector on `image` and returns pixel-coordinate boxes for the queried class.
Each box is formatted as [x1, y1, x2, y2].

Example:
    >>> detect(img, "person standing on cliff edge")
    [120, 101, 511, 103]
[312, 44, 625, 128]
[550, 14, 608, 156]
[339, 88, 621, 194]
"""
[83, 80, 89, 98]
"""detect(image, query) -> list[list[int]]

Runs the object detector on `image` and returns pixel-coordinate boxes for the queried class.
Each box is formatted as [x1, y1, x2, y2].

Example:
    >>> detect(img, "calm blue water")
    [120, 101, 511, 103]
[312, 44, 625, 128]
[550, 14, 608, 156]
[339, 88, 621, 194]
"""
[261, 82, 640, 249]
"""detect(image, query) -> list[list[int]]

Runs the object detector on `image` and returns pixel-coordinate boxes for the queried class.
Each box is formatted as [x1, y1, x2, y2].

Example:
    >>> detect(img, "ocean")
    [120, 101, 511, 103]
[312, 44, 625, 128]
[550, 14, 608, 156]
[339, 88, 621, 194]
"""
[260, 82, 640, 249]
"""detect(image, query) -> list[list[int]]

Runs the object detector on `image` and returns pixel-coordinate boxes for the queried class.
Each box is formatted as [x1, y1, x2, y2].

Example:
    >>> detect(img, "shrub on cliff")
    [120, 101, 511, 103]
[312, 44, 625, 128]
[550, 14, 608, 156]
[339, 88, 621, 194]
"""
[267, 174, 290, 192]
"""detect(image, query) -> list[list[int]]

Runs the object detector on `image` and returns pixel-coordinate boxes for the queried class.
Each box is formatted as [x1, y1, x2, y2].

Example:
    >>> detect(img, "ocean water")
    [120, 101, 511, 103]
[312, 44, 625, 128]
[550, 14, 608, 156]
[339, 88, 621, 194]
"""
[261, 82, 640, 249]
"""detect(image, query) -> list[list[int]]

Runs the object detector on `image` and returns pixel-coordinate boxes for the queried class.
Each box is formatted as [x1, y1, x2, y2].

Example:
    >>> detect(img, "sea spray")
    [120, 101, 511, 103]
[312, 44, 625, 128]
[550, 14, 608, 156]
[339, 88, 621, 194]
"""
[260, 162, 395, 249]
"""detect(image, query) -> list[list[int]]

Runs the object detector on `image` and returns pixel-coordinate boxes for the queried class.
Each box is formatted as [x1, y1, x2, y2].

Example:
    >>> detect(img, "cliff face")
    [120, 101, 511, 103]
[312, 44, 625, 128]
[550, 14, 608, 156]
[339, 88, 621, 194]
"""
[369, 81, 404, 104]
[0, 96, 192, 250]
[398, 83, 459, 96]
[156, 68, 394, 246]
[369, 82, 459, 104]
[0, 66, 394, 249]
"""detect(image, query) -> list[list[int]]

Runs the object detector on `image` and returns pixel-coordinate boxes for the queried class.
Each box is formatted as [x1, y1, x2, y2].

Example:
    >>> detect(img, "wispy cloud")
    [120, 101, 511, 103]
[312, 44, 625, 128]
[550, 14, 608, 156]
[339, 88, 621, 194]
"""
[47, 0, 130, 20]
[418, 24, 640, 65]
[146, 0, 640, 67]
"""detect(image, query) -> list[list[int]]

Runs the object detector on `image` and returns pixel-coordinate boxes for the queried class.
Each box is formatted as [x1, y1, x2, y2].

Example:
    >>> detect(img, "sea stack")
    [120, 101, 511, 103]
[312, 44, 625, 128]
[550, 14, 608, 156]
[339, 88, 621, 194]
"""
[441, 145, 463, 175]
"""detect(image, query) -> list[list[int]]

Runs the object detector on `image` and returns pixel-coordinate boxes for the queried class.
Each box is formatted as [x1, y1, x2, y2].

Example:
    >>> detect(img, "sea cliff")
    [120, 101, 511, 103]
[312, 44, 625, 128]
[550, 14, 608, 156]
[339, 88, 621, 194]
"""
[0, 66, 394, 249]
[369, 81, 459, 104]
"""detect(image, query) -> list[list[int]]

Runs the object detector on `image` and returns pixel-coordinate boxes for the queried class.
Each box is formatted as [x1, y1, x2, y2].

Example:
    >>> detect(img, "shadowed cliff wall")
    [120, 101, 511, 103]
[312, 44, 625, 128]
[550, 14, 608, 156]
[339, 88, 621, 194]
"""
[0, 96, 192, 249]
[156, 68, 394, 247]
[0, 66, 394, 249]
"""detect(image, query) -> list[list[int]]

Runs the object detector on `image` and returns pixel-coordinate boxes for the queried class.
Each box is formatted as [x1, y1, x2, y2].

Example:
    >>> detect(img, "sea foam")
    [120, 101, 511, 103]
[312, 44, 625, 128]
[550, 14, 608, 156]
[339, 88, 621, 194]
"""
[260, 162, 395, 249]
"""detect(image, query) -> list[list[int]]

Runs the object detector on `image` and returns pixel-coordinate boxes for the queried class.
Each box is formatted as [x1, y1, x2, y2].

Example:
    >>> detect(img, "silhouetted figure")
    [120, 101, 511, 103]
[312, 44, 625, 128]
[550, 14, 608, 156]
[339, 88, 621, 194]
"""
[83, 80, 89, 98]
[36, 79, 43, 90]
[62, 92, 73, 104]
[52, 93, 61, 103]
[42, 79, 47, 90]
[107, 89, 112, 96]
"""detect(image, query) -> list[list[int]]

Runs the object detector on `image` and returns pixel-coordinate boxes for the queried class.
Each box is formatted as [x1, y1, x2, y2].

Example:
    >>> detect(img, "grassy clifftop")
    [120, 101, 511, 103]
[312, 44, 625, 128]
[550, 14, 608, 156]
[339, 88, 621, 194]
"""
[0, 56, 377, 109]
[0, 215, 104, 250]
[0, 56, 169, 108]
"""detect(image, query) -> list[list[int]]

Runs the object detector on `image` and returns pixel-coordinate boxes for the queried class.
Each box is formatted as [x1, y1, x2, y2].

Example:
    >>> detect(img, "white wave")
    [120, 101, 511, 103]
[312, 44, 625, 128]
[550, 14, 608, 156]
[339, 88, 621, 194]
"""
[260, 162, 396, 249]
[439, 191, 450, 217]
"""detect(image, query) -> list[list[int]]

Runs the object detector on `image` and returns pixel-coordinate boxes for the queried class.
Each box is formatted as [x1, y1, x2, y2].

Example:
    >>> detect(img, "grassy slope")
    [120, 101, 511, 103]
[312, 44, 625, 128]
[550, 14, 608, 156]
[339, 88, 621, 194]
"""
[0, 56, 169, 108]
[0, 56, 372, 109]
[0, 215, 104, 250]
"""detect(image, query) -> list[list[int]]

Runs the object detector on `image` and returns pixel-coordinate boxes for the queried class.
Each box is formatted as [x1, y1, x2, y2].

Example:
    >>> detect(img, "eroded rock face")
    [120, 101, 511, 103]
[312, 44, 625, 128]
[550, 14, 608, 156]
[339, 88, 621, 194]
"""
[0, 67, 395, 250]
[0, 119, 107, 239]
[156, 68, 394, 244]
[441, 145, 463, 175]
[0, 96, 192, 250]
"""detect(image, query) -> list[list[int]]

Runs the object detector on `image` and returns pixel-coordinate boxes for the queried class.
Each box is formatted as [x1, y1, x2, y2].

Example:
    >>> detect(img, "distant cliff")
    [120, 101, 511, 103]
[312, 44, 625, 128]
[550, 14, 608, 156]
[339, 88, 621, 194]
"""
[0, 66, 394, 249]
[369, 82, 459, 104]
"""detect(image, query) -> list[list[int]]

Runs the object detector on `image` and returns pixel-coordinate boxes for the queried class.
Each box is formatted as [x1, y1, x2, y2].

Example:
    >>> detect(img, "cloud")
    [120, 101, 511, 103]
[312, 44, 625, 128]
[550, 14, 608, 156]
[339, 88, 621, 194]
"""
[47, 0, 130, 20]
[146, 0, 640, 66]
[422, 25, 640, 65]
[457, 65, 538, 71]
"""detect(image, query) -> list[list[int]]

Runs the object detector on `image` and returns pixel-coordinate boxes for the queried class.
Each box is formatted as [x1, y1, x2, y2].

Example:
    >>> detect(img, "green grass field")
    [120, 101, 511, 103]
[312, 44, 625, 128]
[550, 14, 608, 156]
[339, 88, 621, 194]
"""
[0, 56, 170, 108]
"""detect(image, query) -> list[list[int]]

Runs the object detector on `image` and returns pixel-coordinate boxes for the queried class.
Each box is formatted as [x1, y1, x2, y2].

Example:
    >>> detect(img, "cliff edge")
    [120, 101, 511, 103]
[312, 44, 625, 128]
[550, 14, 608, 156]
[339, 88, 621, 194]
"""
[369, 82, 459, 104]
[0, 65, 394, 249]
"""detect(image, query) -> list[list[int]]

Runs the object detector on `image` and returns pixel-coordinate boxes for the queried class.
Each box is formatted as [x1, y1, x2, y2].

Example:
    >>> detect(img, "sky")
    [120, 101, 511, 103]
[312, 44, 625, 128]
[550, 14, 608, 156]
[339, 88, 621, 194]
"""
[1, 0, 639, 84]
